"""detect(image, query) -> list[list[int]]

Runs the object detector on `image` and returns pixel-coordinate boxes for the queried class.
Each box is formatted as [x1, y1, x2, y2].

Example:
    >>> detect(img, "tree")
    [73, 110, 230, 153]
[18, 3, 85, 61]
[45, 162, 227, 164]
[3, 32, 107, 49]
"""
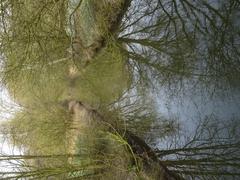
[0, 0, 240, 179]
[119, 0, 240, 95]
[156, 116, 240, 179]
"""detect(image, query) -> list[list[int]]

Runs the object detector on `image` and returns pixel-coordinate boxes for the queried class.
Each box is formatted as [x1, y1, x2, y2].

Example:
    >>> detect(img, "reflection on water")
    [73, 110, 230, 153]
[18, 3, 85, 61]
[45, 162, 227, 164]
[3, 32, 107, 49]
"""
[0, 0, 240, 179]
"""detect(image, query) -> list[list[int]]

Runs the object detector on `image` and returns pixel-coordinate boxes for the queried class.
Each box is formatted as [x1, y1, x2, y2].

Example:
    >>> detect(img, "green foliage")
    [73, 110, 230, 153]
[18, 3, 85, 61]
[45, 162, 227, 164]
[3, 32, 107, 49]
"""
[5, 61, 70, 106]
[2, 0, 69, 67]
[2, 0, 131, 108]
[68, 41, 131, 107]
[0, 0, 239, 179]
[8, 103, 70, 155]
[1, 0, 71, 105]
[6, 106, 145, 179]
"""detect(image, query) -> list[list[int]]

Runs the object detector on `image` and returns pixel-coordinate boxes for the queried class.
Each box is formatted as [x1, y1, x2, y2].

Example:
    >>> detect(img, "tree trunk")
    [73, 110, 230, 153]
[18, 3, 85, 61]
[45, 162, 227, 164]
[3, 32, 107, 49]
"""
[66, 100, 183, 179]
[70, 0, 132, 66]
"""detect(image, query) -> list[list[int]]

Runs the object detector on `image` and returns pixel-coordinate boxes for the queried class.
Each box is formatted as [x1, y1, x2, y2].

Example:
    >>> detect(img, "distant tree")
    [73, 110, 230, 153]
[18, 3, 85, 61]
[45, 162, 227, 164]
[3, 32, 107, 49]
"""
[119, 0, 240, 94]
[155, 116, 240, 179]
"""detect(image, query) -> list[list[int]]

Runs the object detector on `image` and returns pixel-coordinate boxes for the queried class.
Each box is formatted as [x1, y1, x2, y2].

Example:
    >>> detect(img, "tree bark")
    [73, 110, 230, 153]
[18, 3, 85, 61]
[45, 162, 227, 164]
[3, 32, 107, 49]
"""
[65, 1, 183, 179]
[70, 0, 132, 66]
[67, 100, 183, 179]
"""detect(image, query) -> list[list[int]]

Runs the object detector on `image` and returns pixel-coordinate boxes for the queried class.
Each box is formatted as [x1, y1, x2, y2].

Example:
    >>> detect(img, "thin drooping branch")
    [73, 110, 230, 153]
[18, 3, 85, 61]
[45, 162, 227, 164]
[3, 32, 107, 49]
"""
[155, 142, 240, 157]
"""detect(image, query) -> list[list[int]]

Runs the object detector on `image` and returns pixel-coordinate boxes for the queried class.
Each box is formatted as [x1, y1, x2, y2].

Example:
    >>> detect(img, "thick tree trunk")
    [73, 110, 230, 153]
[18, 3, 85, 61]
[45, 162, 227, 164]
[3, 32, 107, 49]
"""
[66, 100, 183, 179]
[65, 1, 183, 179]
[70, 0, 132, 66]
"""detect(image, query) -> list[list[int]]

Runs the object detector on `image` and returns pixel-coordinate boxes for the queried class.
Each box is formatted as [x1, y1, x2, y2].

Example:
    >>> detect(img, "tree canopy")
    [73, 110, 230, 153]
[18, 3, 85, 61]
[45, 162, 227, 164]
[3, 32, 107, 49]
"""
[0, 0, 240, 179]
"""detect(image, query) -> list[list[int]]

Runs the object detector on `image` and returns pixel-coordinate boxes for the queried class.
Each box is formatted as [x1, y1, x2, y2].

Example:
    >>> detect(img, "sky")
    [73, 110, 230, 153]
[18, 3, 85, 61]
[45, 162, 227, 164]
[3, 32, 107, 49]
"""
[0, 87, 22, 174]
